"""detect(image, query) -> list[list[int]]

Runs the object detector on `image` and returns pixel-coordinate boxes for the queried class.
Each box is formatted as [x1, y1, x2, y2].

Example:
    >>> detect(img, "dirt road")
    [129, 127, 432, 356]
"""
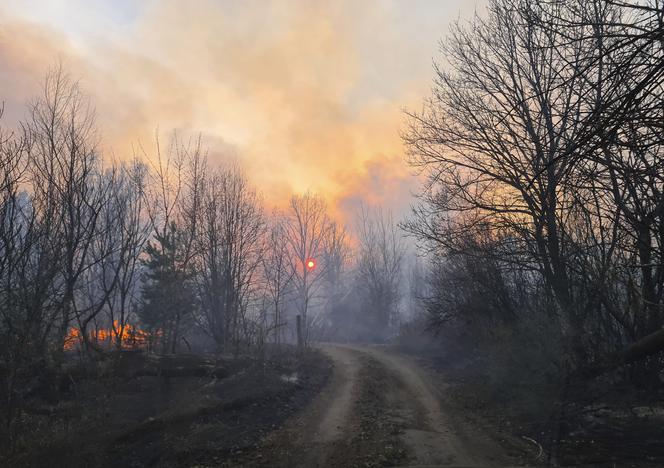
[242, 344, 531, 467]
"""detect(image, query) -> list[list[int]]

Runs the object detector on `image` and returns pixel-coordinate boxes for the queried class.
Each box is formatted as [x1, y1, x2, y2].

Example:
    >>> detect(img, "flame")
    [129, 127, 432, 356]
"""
[64, 321, 153, 350]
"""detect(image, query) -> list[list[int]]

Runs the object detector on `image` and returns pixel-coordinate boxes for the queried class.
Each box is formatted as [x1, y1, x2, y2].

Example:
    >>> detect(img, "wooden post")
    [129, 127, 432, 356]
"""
[296, 314, 303, 350]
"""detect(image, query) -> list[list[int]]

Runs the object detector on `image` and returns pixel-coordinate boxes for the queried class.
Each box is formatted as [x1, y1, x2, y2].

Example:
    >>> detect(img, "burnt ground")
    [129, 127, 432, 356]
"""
[409, 348, 664, 467]
[551, 384, 664, 467]
[3, 348, 331, 468]
[8, 342, 661, 467]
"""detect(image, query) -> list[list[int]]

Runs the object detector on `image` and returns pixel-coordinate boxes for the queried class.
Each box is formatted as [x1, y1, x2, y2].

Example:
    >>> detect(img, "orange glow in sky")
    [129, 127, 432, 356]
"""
[0, 0, 485, 222]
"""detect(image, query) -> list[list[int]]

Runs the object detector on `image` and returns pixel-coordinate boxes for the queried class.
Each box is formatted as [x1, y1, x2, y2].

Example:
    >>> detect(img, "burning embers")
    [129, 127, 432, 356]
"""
[64, 321, 153, 350]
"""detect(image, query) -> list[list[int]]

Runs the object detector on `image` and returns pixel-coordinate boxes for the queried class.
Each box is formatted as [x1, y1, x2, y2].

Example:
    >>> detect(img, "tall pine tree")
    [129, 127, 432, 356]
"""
[139, 222, 195, 353]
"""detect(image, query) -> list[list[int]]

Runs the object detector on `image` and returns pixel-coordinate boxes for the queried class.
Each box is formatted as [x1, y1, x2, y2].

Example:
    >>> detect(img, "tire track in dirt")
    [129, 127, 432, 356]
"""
[349, 344, 488, 466]
[238, 344, 522, 467]
[298, 343, 492, 466]
[238, 345, 363, 467]
[314, 345, 361, 444]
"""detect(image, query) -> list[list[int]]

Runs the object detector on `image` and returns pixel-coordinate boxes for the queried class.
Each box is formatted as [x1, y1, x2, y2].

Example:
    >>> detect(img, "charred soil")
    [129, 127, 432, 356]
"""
[3, 347, 331, 468]
[406, 346, 664, 467]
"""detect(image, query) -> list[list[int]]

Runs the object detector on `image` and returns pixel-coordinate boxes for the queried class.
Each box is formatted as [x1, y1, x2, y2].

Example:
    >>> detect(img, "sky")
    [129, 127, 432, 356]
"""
[0, 0, 484, 221]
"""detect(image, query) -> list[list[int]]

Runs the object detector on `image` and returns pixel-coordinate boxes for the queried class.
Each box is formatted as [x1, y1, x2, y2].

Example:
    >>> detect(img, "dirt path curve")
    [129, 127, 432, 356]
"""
[350, 344, 486, 467]
[248, 345, 364, 467]
[247, 344, 522, 467]
[314, 345, 362, 443]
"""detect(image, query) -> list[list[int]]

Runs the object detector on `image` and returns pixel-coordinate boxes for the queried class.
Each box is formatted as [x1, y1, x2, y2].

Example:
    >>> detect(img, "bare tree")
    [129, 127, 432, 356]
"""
[284, 193, 331, 346]
[25, 65, 109, 358]
[261, 213, 294, 345]
[138, 134, 204, 352]
[194, 165, 265, 353]
[403, 0, 605, 355]
[405, 0, 664, 384]
[535, 0, 664, 377]
[355, 206, 404, 340]
[0, 107, 47, 442]
[319, 221, 351, 339]
[94, 160, 150, 350]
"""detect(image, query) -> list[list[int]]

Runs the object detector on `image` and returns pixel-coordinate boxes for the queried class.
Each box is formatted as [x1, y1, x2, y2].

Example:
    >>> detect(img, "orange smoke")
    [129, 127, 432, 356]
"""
[0, 0, 457, 223]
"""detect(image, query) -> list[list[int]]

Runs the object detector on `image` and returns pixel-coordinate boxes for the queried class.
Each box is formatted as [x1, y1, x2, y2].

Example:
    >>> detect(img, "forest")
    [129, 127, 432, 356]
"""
[406, 0, 664, 391]
[0, 64, 407, 456]
[402, 0, 664, 463]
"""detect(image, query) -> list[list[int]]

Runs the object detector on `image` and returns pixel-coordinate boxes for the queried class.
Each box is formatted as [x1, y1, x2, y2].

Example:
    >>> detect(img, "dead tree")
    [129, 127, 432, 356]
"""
[87, 161, 150, 351]
[284, 192, 331, 346]
[320, 221, 351, 339]
[406, 0, 664, 380]
[26, 65, 109, 359]
[533, 0, 664, 377]
[194, 165, 265, 353]
[261, 214, 295, 345]
[403, 0, 603, 356]
[355, 206, 404, 340]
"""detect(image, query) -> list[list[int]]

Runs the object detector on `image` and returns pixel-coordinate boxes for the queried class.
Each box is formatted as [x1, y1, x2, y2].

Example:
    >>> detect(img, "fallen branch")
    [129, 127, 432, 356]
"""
[577, 328, 664, 380]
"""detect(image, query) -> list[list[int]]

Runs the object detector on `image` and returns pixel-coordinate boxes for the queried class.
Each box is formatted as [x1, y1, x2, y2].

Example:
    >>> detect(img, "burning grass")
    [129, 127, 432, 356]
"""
[63, 321, 155, 351]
